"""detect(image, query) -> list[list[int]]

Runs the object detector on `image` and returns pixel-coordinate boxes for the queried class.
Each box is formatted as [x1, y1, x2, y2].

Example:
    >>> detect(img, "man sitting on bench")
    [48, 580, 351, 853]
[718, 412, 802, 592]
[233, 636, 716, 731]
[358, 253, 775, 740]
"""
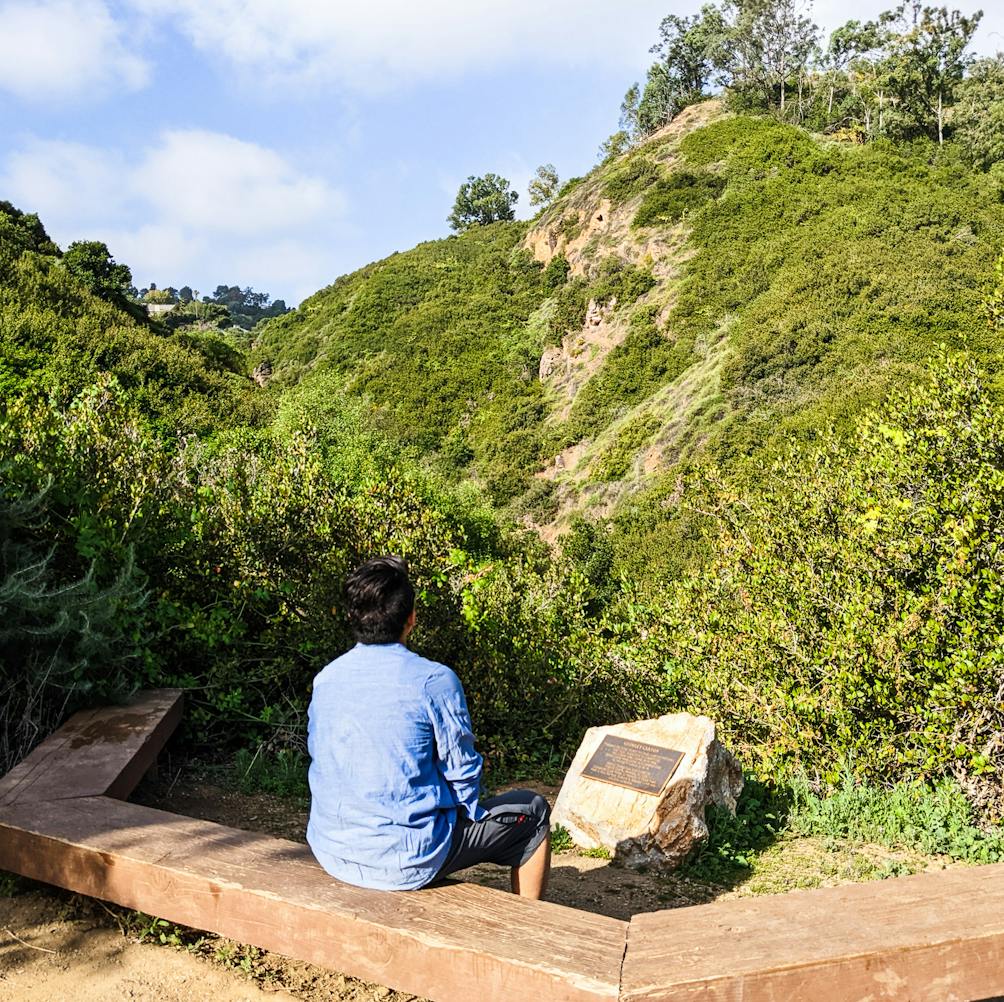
[306, 555, 552, 898]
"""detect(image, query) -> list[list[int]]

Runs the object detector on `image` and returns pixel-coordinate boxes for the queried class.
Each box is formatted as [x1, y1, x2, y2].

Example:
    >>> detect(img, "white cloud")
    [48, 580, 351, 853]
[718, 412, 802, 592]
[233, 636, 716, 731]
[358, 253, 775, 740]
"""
[3, 140, 129, 225]
[120, 1, 1004, 97]
[136, 130, 344, 236]
[0, 0, 149, 100]
[0, 130, 348, 303]
[127, 0, 672, 92]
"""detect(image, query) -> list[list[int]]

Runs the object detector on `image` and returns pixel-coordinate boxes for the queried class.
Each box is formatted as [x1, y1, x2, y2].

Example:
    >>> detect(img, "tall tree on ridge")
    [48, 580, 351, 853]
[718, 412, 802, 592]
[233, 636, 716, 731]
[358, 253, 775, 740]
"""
[878, 1, 982, 143]
[636, 8, 726, 133]
[719, 0, 819, 116]
[447, 174, 518, 231]
[953, 54, 1004, 167]
[528, 164, 560, 207]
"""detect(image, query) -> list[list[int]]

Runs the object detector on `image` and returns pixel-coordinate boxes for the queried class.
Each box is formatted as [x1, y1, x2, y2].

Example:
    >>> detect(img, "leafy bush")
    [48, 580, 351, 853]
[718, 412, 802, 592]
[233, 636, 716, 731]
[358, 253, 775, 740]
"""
[560, 307, 693, 445]
[633, 170, 725, 228]
[625, 353, 1004, 815]
[603, 156, 662, 205]
[788, 772, 1004, 863]
[588, 256, 657, 307]
[542, 254, 571, 289]
[0, 378, 661, 771]
[592, 414, 661, 482]
[0, 396, 151, 773]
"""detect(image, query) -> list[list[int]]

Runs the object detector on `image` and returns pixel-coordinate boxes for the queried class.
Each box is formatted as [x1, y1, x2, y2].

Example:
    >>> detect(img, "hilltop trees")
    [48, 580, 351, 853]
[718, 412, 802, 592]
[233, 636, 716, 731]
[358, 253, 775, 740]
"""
[618, 9, 728, 136]
[63, 240, 135, 312]
[719, 0, 819, 115]
[878, 2, 982, 142]
[0, 201, 58, 256]
[448, 173, 518, 231]
[617, 1, 985, 145]
[954, 55, 1004, 166]
[135, 281, 289, 329]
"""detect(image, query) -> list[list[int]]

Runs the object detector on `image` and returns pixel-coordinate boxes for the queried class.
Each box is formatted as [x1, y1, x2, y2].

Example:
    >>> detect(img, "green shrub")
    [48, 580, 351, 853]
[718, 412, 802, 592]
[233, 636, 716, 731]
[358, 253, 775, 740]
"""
[559, 214, 584, 242]
[0, 378, 661, 772]
[633, 170, 725, 228]
[589, 256, 657, 307]
[234, 746, 309, 798]
[624, 353, 1004, 815]
[592, 414, 661, 482]
[556, 177, 585, 199]
[560, 307, 693, 445]
[788, 772, 1004, 862]
[542, 254, 571, 289]
[603, 156, 662, 205]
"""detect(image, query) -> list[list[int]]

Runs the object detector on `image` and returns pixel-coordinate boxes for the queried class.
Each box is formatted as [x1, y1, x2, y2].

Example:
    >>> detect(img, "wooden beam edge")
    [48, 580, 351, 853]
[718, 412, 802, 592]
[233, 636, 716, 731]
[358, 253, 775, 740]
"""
[0, 689, 184, 807]
[103, 690, 184, 800]
[618, 873, 1004, 1002]
[0, 797, 624, 1002]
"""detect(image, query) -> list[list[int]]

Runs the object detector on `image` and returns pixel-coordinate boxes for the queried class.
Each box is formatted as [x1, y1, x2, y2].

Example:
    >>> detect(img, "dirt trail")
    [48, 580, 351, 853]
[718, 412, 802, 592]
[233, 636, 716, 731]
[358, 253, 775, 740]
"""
[0, 892, 298, 1002]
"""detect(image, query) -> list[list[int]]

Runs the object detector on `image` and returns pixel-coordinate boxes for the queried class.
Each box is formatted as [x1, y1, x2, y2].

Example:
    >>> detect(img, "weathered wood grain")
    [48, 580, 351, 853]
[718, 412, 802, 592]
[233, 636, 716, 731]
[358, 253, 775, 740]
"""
[0, 795, 626, 1002]
[0, 690, 183, 807]
[622, 864, 1004, 1001]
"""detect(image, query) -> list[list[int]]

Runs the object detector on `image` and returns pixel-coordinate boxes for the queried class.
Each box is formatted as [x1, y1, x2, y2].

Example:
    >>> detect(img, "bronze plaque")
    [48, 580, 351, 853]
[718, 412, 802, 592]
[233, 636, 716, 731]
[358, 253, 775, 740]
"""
[581, 735, 684, 796]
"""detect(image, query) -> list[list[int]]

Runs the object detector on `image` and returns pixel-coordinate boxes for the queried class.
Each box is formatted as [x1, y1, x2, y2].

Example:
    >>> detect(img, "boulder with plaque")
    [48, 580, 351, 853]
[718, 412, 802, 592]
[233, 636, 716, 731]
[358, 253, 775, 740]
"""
[551, 713, 743, 869]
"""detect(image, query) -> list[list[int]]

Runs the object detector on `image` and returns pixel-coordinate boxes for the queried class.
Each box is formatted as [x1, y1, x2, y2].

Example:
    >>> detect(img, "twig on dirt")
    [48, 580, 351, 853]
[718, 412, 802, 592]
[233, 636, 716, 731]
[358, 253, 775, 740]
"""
[167, 766, 184, 796]
[2, 926, 58, 954]
[92, 898, 128, 934]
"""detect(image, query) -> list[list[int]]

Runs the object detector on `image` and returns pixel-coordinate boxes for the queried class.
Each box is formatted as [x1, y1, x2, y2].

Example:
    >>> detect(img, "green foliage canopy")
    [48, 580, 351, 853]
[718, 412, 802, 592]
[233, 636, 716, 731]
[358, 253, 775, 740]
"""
[447, 173, 519, 231]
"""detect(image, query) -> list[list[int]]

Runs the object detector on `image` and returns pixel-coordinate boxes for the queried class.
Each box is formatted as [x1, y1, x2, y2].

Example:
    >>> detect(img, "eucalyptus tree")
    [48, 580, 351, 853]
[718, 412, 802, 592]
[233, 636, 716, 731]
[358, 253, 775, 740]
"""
[636, 8, 726, 132]
[878, 2, 982, 143]
[953, 55, 1004, 167]
[717, 0, 820, 117]
[528, 164, 560, 207]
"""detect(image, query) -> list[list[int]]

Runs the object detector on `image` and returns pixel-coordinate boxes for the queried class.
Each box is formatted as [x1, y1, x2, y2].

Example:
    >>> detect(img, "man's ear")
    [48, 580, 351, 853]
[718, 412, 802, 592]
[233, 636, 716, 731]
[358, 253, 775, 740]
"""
[401, 607, 417, 641]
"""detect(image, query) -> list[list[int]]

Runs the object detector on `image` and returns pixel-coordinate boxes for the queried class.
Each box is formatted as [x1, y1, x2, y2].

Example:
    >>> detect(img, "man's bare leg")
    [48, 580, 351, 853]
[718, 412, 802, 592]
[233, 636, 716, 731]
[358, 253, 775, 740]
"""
[510, 833, 551, 899]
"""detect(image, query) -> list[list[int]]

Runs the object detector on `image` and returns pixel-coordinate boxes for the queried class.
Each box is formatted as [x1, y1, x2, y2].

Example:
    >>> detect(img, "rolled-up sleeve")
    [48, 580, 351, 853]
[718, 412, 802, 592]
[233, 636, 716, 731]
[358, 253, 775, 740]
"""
[425, 668, 486, 822]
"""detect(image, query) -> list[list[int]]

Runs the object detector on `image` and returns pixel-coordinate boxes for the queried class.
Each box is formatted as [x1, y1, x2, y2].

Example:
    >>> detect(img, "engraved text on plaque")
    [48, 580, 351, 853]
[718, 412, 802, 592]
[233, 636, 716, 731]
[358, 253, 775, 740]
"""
[580, 735, 684, 796]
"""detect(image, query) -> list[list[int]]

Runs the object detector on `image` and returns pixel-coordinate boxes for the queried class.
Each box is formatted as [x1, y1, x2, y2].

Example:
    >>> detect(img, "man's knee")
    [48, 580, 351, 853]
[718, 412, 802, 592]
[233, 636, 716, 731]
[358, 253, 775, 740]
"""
[529, 793, 550, 826]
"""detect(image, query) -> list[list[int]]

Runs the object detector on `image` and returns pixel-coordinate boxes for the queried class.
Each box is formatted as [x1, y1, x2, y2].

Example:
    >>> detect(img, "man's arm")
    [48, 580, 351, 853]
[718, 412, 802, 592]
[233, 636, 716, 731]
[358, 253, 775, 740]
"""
[426, 667, 487, 822]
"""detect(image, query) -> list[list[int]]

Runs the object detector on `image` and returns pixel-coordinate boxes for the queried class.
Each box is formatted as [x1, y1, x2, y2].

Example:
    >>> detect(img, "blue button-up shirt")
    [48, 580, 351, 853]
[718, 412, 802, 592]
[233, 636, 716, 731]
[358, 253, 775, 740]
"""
[306, 642, 486, 890]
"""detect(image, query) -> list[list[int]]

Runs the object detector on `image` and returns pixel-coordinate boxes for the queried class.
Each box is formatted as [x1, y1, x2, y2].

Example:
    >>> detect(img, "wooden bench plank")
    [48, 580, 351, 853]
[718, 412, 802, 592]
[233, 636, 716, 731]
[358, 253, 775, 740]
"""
[0, 795, 626, 1002]
[0, 690, 183, 807]
[621, 865, 1004, 1001]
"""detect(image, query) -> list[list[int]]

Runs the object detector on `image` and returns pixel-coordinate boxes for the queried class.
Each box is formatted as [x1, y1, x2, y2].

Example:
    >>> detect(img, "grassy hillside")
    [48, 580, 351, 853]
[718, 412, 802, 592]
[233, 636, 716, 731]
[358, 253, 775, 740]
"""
[254, 223, 557, 501]
[255, 102, 1004, 571]
[7, 118, 1004, 816]
[0, 203, 266, 435]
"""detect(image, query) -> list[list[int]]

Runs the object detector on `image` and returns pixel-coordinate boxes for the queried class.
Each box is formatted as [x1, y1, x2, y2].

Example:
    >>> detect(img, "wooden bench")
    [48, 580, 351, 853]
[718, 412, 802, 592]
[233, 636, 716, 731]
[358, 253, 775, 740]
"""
[0, 691, 626, 1001]
[3, 690, 1004, 1001]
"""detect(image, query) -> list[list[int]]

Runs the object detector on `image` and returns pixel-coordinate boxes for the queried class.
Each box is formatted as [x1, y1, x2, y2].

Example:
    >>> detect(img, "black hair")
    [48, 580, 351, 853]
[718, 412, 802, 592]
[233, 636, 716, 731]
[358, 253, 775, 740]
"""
[344, 555, 416, 644]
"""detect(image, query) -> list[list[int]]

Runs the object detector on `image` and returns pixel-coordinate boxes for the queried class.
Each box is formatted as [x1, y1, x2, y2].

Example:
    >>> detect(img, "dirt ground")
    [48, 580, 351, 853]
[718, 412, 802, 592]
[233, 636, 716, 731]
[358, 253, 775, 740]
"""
[0, 890, 297, 1002]
[0, 769, 958, 1001]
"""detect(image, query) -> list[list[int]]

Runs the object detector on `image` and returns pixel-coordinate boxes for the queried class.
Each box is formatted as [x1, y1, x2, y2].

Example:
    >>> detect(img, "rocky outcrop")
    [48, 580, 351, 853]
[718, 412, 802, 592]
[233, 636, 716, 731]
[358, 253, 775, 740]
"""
[252, 361, 272, 387]
[537, 298, 623, 413]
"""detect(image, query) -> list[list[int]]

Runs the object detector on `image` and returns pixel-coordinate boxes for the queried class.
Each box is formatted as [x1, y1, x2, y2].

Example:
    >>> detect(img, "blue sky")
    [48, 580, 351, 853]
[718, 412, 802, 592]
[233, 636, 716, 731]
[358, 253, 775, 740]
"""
[1, 1, 1002, 305]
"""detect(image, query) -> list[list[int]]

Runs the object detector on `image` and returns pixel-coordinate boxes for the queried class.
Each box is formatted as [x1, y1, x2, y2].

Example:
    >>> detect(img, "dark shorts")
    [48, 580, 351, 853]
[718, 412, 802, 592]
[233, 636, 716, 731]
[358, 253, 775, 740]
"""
[432, 789, 551, 882]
